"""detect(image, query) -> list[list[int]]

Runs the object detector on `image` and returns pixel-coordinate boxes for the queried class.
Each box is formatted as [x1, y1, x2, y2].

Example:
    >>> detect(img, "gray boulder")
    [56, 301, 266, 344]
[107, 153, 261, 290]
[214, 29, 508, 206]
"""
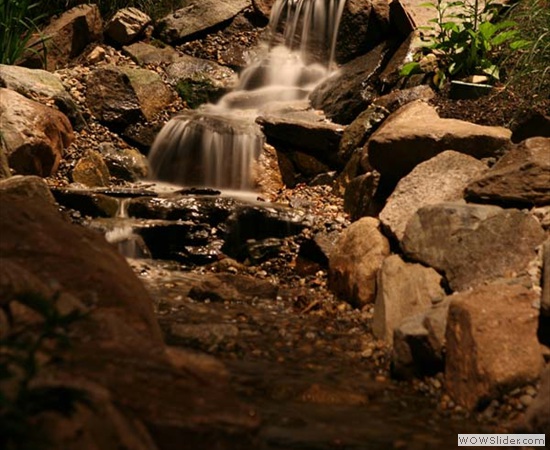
[373, 254, 445, 344]
[309, 43, 389, 125]
[0, 64, 83, 128]
[402, 202, 546, 292]
[391, 299, 450, 379]
[157, 0, 250, 44]
[465, 137, 550, 207]
[380, 151, 488, 241]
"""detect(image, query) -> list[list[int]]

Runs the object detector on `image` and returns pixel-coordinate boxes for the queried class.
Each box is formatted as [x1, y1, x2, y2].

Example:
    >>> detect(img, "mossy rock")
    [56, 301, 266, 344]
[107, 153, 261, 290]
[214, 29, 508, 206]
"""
[175, 77, 224, 109]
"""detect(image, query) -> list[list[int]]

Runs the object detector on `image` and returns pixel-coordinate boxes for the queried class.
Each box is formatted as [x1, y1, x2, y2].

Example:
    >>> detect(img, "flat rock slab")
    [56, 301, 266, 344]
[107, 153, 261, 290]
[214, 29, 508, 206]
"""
[257, 109, 345, 168]
[445, 282, 544, 410]
[465, 137, 550, 206]
[380, 150, 488, 241]
[402, 202, 546, 292]
[157, 0, 250, 44]
[367, 100, 511, 182]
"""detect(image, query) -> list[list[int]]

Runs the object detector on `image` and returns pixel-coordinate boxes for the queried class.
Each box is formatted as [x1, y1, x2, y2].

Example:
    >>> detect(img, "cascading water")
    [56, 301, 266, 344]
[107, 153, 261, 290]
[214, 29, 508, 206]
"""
[148, 0, 346, 191]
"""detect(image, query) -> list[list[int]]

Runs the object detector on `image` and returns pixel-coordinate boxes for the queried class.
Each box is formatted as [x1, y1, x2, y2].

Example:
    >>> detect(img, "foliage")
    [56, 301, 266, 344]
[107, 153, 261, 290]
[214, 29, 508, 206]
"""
[0, 293, 88, 450]
[0, 0, 47, 65]
[401, 0, 529, 87]
[503, 0, 550, 96]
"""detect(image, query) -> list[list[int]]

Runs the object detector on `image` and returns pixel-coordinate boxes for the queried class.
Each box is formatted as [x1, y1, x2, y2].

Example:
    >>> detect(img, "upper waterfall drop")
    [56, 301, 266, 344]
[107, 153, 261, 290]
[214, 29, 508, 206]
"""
[148, 0, 347, 191]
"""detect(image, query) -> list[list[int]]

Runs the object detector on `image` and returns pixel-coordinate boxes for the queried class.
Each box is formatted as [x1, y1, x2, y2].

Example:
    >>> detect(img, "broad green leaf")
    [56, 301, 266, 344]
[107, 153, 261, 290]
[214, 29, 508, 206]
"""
[400, 62, 422, 77]
[510, 39, 531, 50]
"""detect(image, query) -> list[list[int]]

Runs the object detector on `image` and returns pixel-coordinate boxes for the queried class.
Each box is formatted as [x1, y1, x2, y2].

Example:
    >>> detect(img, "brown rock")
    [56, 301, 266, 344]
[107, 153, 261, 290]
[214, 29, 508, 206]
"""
[105, 7, 151, 45]
[188, 273, 278, 303]
[465, 137, 550, 206]
[256, 109, 345, 169]
[366, 100, 511, 182]
[542, 240, 550, 318]
[328, 217, 390, 307]
[72, 151, 110, 187]
[252, 0, 276, 19]
[445, 282, 544, 410]
[380, 150, 488, 241]
[86, 66, 175, 126]
[373, 255, 445, 344]
[253, 143, 285, 196]
[123, 42, 179, 66]
[402, 202, 546, 291]
[343, 171, 382, 220]
[0, 193, 260, 447]
[0, 88, 73, 176]
[373, 85, 435, 113]
[21, 4, 103, 70]
[0, 175, 55, 205]
[335, 0, 391, 63]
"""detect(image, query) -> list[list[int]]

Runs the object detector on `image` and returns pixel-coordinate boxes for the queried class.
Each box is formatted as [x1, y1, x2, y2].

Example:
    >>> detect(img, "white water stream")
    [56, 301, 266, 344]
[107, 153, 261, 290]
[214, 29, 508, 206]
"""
[148, 0, 346, 191]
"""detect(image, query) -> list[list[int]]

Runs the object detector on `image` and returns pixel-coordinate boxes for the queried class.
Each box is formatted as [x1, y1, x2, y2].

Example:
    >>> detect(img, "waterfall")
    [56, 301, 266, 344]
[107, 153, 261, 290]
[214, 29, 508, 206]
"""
[148, 0, 346, 191]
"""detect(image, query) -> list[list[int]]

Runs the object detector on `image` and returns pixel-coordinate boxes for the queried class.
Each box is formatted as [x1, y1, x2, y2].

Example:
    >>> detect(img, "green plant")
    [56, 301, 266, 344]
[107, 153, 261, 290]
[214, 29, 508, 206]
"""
[0, 293, 88, 450]
[0, 0, 47, 65]
[503, 0, 550, 95]
[401, 0, 529, 87]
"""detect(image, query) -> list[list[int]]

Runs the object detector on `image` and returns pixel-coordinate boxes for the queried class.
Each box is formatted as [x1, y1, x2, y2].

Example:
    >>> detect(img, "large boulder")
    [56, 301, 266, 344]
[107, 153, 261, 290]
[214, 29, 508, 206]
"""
[335, 0, 391, 63]
[328, 217, 390, 307]
[105, 7, 152, 45]
[0, 191, 260, 449]
[445, 282, 544, 410]
[0, 64, 82, 128]
[21, 4, 103, 70]
[372, 255, 445, 344]
[0, 88, 73, 177]
[86, 66, 175, 127]
[402, 202, 546, 292]
[156, 0, 250, 44]
[309, 43, 389, 125]
[0, 175, 55, 204]
[366, 101, 511, 182]
[380, 151, 488, 241]
[465, 137, 550, 207]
